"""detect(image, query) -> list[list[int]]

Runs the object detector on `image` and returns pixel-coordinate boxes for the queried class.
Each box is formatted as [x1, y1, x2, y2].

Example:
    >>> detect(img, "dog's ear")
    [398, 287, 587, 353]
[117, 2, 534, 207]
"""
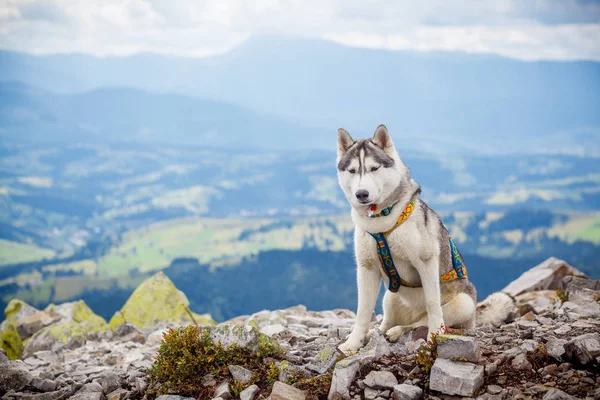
[372, 124, 394, 155]
[337, 128, 355, 157]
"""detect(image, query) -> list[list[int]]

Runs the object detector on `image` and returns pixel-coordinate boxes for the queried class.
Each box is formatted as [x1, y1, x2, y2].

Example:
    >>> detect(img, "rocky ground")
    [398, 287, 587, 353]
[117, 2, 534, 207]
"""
[0, 258, 599, 400]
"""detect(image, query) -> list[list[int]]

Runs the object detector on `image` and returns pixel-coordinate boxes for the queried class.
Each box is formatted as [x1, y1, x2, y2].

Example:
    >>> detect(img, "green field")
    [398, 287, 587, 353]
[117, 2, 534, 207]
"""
[0, 239, 56, 266]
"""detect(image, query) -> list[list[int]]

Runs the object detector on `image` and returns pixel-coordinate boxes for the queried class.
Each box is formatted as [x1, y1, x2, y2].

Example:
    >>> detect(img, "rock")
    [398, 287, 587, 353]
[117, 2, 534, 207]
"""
[546, 338, 567, 361]
[99, 371, 122, 393]
[70, 393, 105, 400]
[361, 329, 392, 358]
[275, 360, 310, 382]
[515, 291, 556, 314]
[511, 353, 533, 370]
[0, 320, 24, 360]
[113, 324, 145, 344]
[228, 365, 255, 385]
[0, 360, 33, 392]
[155, 396, 195, 400]
[0, 348, 8, 364]
[562, 276, 599, 292]
[542, 388, 575, 399]
[209, 325, 281, 353]
[429, 358, 484, 397]
[364, 387, 378, 400]
[108, 272, 215, 329]
[307, 345, 339, 374]
[564, 333, 600, 365]
[201, 374, 217, 387]
[487, 385, 503, 394]
[240, 384, 260, 400]
[363, 370, 398, 390]
[517, 320, 539, 329]
[329, 353, 371, 400]
[502, 257, 587, 296]
[214, 381, 232, 400]
[260, 324, 286, 336]
[392, 384, 422, 400]
[4, 299, 39, 321]
[79, 382, 104, 393]
[436, 334, 480, 362]
[30, 378, 58, 392]
[553, 325, 571, 335]
[16, 312, 62, 340]
[271, 381, 306, 400]
[107, 388, 129, 400]
[23, 301, 108, 357]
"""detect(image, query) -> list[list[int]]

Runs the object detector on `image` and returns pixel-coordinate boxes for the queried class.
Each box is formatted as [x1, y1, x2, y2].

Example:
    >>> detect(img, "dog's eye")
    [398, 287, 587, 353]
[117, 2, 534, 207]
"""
[348, 168, 356, 174]
[370, 166, 380, 172]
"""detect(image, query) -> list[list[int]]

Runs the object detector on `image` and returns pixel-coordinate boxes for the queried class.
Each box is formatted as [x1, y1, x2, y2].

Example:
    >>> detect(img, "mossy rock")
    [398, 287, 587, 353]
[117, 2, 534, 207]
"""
[0, 321, 24, 360]
[23, 300, 107, 356]
[4, 299, 38, 321]
[109, 272, 215, 329]
[0, 299, 38, 359]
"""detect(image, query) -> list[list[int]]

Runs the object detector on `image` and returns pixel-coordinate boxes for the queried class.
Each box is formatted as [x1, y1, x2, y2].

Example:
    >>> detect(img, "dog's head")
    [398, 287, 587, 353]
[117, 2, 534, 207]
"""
[336, 125, 409, 210]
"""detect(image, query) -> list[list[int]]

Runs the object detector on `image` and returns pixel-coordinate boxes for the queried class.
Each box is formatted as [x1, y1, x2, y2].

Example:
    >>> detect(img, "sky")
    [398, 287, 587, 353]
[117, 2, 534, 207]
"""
[0, 0, 599, 61]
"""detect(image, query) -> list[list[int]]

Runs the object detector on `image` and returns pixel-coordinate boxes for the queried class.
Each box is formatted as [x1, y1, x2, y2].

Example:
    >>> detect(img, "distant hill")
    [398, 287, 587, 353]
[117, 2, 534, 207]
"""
[1, 36, 599, 153]
[0, 82, 322, 149]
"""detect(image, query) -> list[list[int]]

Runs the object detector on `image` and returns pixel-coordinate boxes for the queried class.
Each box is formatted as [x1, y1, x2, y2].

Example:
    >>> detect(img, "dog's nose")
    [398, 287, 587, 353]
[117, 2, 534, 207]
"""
[355, 189, 369, 202]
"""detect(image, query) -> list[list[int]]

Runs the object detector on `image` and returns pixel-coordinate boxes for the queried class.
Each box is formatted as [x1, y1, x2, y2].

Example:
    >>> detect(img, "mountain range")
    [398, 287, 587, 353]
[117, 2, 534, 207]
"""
[1, 36, 599, 153]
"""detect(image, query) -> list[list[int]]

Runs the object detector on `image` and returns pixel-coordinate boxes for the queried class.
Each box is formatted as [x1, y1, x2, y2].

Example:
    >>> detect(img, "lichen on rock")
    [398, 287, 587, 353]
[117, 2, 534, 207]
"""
[108, 271, 215, 329]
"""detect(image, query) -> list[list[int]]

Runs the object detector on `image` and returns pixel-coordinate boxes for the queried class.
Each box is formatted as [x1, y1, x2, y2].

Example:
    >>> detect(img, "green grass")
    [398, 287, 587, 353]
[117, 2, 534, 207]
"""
[96, 216, 353, 276]
[0, 240, 56, 266]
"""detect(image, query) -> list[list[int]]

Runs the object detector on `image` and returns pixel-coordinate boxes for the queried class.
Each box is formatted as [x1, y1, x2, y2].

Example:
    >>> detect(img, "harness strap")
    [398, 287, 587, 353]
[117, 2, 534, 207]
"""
[367, 201, 468, 292]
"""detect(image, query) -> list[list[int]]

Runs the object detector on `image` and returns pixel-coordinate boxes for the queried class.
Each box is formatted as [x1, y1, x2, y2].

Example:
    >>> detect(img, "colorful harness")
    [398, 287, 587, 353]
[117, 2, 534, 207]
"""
[367, 201, 468, 292]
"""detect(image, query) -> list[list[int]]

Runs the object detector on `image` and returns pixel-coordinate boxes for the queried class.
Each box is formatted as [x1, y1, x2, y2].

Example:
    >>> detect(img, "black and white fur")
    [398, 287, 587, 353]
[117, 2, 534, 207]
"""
[337, 125, 514, 353]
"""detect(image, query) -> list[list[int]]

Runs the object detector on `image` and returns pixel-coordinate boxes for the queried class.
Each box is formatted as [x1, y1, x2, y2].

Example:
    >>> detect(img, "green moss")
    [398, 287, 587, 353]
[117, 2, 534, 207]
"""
[4, 299, 24, 320]
[109, 272, 215, 329]
[0, 322, 23, 360]
[315, 346, 334, 362]
[148, 325, 286, 399]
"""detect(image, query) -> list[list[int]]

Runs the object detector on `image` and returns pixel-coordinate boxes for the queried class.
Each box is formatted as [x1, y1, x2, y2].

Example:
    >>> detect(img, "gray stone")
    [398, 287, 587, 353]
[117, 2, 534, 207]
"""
[364, 387, 378, 400]
[363, 370, 398, 390]
[240, 384, 260, 400]
[0, 348, 8, 364]
[517, 320, 540, 329]
[214, 381, 232, 400]
[307, 345, 339, 374]
[436, 334, 480, 362]
[542, 389, 575, 400]
[201, 374, 217, 387]
[155, 396, 196, 400]
[30, 378, 58, 392]
[429, 358, 484, 397]
[502, 257, 586, 296]
[16, 312, 62, 340]
[209, 325, 279, 353]
[546, 338, 567, 361]
[228, 365, 256, 385]
[361, 329, 392, 359]
[99, 371, 121, 394]
[79, 382, 104, 393]
[328, 353, 372, 400]
[271, 381, 306, 400]
[70, 393, 105, 400]
[487, 385, 502, 394]
[107, 388, 129, 400]
[511, 353, 533, 370]
[564, 332, 600, 365]
[260, 324, 286, 336]
[562, 276, 599, 292]
[553, 325, 571, 335]
[0, 361, 33, 393]
[392, 384, 422, 400]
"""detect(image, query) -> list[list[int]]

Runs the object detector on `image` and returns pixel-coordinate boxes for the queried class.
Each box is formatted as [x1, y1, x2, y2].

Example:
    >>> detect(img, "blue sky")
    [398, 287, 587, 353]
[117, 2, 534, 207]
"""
[0, 0, 599, 60]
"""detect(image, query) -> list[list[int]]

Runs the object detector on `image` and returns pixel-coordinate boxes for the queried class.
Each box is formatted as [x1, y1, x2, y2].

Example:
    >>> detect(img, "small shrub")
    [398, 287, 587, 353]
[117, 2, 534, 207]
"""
[148, 325, 286, 399]
[551, 286, 569, 306]
[415, 325, 451, 373]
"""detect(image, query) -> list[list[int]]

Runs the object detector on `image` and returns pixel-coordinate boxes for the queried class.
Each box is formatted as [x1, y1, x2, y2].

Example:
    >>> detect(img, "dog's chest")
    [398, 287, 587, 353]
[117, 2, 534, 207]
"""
[355, 228, 421, 284]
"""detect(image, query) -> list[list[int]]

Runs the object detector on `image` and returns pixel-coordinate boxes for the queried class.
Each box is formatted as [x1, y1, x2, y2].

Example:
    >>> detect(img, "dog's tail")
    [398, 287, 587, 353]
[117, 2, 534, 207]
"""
[476, 292, 518, 326]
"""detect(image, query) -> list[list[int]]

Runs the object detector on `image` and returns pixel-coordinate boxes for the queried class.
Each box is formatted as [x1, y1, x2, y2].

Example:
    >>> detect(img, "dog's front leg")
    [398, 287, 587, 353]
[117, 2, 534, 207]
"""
[418, 260, 445, 340]
[340, 265, 381, 353]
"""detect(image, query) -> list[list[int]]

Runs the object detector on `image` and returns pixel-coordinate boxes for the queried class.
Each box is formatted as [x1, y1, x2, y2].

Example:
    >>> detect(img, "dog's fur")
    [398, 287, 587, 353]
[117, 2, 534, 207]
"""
[337, 125, 515, 352]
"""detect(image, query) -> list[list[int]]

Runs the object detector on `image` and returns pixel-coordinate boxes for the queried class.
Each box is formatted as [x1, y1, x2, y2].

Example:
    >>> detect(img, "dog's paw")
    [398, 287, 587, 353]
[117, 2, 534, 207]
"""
[339, 339, 362, 354]
[385, 326, 406, 342]
[427, 323, 446, 341]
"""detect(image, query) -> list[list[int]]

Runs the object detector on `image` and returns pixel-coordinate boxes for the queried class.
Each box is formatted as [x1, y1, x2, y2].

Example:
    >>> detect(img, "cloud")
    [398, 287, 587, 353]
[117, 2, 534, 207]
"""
[0, 0, 599, 60]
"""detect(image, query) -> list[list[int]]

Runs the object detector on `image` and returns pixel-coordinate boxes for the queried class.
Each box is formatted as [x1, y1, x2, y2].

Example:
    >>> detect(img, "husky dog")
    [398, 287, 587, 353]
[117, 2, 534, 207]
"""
[337, 125, 515, 352]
